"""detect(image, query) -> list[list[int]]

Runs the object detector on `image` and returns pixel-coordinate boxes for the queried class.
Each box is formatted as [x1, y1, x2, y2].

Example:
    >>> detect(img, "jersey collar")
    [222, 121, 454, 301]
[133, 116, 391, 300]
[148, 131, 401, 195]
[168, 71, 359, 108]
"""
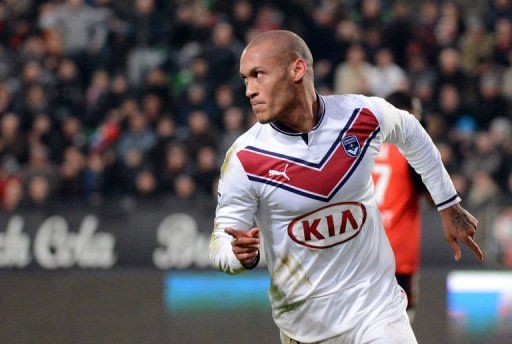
[270, 93, 326, 136]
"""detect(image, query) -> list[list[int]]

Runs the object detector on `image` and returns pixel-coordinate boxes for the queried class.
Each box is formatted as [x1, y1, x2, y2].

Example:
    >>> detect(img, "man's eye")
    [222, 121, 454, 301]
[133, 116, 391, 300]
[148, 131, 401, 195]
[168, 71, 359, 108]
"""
[256, 71, 263, 78]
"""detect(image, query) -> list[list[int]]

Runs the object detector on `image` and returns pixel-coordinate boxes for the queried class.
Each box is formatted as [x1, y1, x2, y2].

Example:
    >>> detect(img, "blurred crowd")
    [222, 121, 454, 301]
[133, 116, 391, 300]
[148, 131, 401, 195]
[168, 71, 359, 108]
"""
[0, 0, 511, 235]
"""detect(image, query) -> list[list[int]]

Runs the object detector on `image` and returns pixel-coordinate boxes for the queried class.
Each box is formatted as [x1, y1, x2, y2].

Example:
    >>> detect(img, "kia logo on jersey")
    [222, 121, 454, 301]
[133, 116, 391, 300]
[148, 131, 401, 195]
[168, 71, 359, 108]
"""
[342, 135, 360, 157]
[288, 202, 367, 249]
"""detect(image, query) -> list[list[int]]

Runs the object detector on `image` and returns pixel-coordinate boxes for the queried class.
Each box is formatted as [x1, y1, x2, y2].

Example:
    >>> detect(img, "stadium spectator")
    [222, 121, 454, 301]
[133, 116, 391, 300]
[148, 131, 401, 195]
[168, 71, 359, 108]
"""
[106, 73, 131, 111]
[126, 0, 167, 86]
[183, 110, 218, 159]
[473, 74, 510, 129]
[306, 3, 338, 62]
[213, 84, 238, 125]
[116, 112, 156, 162]
[39, 0, 111, 55]
[203, 22, 244, 84]
[351, 0, 389, 31]
[252, 5, 284, 34]
[438, 1, 465, 41]
[334, 43, 372, 95]
[485, 0, 512, 30]
[22, 144, 57, 184]
[492, 18, 512, 66]
[159, 143, 191, 194]
[369, 47, 408, 98]
[39, 0, 111, 80]
[437, 142, 459, 174]
[364, 26, 385, 64]
[333, 19, 361, 66]
[0, 112, 26, 162]
[384, 1, 413, 67]
[435, 48, 468, 95]
[1, 176, 23, 212]
[55, 58, 83, 116]
[134, 168, 158, 199]
[0, 83, 13, 114]
[174, 173, 201, 200]
[230, 0, 254, 43]
[436, 84, 471, 128]
[141, 92, 164, 124]
[60, 115, 87, 156]
[218, 106, 246, 158]
[459, 19, 493, 75]
[151, 116, 176, 170]
[118, 147, 144, 196]
[313, 59, 335, 94]
[451, 172, 470, 200]
[178, 84, 216, 124]
[461, 132, 502, 180]
[28, 113, 62, 160]
[142, 67, 171, 106]
[58, 145, 86, 200]
[467, 171, 502, 211]
[83, 151, 106, 205]
[84, 68, 111, 124]
[194, 145, 219, 196]
[492, 206, 512, 267]
[24, 174, 52, 208]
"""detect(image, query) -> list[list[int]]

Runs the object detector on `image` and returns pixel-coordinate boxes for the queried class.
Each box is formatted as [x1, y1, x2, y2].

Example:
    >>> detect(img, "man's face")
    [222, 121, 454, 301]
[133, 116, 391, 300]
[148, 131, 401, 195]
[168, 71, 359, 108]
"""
[239, 42, 295, 124]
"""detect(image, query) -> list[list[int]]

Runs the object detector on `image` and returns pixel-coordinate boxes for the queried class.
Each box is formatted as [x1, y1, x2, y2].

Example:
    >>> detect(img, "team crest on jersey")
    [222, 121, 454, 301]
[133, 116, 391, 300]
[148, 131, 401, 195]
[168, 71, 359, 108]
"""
[342, 135, 360, 157]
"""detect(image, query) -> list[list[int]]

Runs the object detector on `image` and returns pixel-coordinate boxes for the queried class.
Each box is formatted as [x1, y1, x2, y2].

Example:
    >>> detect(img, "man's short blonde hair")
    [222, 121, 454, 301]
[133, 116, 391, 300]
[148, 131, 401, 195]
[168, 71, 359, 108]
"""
[246, 30, 314, 77]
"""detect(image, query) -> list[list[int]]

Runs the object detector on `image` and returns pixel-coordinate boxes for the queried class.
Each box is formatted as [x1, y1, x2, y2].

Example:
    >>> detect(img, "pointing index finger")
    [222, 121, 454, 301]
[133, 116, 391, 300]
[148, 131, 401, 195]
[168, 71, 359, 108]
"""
[464, 236, 484, 261]
[224, 228, 249, 238]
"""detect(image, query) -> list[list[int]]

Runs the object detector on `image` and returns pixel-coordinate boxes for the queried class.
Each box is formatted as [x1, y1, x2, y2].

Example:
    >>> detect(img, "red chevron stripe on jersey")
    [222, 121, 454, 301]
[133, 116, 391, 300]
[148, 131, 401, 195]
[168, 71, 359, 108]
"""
[237, 108, 380, 201]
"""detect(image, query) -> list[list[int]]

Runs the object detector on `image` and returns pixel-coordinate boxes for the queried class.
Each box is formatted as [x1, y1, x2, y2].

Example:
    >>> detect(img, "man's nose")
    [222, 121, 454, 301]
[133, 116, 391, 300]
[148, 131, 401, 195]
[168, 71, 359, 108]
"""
[245, 80, 257, 98]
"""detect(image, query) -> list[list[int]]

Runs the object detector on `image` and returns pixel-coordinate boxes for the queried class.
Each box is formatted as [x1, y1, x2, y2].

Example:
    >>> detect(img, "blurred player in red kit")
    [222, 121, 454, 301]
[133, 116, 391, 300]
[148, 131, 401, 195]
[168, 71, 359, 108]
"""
[372, 91, 426, 322]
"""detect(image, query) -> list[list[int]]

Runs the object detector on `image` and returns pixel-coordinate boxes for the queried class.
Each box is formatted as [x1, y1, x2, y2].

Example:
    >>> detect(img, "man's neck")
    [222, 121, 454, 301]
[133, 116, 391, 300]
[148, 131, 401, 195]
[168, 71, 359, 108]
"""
[276, 93, 319, 133]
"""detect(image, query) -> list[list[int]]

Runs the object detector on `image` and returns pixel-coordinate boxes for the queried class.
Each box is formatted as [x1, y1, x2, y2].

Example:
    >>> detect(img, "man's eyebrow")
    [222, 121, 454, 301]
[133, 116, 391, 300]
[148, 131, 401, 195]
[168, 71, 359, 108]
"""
[240, 66, 263, 78]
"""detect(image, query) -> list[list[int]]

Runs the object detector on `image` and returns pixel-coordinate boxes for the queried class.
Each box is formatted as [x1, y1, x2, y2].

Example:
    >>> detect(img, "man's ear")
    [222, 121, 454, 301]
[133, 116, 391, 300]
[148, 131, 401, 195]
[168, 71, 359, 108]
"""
[291, 59, 308, 82]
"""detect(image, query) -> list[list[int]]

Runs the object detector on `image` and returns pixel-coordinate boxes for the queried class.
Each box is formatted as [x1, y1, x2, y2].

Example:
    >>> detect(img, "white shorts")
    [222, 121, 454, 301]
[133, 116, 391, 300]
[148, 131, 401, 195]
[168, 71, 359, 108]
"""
[280, 291, 417, 344]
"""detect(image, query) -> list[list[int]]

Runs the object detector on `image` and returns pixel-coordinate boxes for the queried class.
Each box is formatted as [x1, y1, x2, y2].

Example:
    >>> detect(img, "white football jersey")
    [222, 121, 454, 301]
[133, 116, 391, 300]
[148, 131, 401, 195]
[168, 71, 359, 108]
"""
[210, 94, 459, 342]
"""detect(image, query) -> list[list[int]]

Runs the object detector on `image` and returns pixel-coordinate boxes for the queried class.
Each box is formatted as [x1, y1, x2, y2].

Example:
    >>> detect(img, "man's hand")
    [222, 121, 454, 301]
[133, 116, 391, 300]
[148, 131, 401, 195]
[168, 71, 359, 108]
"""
[440, 203, 484, 261]
[225, 227, 260, 268]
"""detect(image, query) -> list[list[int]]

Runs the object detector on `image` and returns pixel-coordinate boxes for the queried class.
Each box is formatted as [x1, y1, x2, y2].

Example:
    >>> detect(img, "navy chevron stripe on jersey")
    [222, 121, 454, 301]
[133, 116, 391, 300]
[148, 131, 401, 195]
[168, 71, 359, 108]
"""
[237, 107, 381, 202]
[245, 128, 380, 202]
[245, 108, 361, 169]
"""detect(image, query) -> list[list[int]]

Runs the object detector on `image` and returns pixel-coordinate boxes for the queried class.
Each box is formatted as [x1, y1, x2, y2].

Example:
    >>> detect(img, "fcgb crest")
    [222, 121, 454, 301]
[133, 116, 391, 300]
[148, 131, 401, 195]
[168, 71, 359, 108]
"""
[342, 135, 360, 157]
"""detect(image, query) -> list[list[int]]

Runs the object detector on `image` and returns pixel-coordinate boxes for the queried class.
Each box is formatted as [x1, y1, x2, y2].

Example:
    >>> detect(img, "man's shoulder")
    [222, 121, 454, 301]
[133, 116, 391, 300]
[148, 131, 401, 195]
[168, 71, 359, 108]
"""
[323, 93, 376, 107]
[219, 123, 269, 179]
[322, 94, 388, 117]
[228, 122, 266, 153]
[335, 94, 394, 114]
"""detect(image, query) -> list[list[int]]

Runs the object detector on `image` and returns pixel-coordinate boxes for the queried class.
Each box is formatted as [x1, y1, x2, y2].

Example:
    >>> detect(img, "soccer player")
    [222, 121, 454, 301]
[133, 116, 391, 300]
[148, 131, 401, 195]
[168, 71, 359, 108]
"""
[371, 91, 425, 323]
[210, 30, 483, 343]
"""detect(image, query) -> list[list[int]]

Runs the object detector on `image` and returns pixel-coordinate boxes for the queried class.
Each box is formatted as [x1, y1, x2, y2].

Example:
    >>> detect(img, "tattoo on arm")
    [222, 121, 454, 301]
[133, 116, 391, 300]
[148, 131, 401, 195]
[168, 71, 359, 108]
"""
[451, 208, 472, 233]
